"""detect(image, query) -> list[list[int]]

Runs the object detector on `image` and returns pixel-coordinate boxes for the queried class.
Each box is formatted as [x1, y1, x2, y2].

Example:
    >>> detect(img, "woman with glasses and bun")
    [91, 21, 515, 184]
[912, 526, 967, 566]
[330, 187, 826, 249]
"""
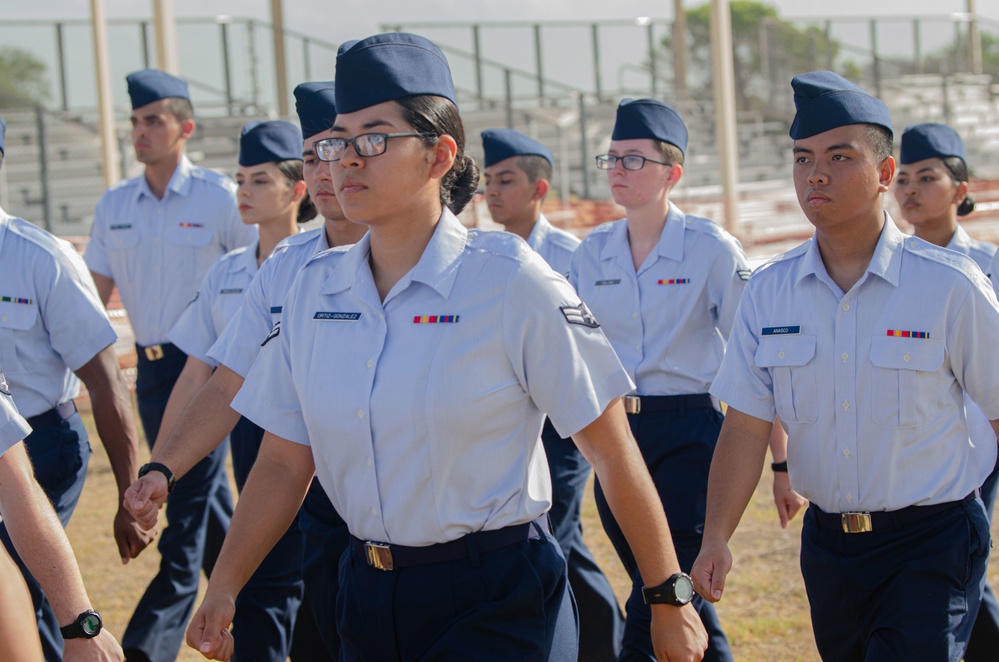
[570, 99, 751, 662]
[184, 33, 707, 662]
[893, 122, 999, 662]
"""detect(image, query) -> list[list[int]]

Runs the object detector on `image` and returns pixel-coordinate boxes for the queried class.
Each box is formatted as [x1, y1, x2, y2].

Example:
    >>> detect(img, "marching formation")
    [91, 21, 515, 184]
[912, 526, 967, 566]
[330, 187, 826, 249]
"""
[0, 28, 997, 662]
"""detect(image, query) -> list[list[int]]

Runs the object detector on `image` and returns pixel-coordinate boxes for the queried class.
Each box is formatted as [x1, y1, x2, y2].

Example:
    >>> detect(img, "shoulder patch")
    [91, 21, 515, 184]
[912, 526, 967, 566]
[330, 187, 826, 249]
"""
[561, 302, 600, 328]
[261, 321, 280, 346]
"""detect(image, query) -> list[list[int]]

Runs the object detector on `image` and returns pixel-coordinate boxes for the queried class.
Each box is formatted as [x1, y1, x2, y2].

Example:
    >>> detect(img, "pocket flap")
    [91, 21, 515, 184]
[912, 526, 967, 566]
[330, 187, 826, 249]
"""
[755, 334, 816, 368]
[870, 336, 943, 371]
[0, 302, 38, 330]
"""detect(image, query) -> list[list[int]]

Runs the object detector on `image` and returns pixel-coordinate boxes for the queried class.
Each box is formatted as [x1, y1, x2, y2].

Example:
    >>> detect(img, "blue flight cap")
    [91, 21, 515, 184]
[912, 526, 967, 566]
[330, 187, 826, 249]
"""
[334, 33, 456, 114]
[238, 120, 303, 167]
[899, 123, 965, 164]
[126, 69, 190, 110]
[0, 118, 6, 157]
[611, 98, 688, 156]
[294, 81, 337, 139]
[481, 129, 553, 168]
[789, 70, 892, 140]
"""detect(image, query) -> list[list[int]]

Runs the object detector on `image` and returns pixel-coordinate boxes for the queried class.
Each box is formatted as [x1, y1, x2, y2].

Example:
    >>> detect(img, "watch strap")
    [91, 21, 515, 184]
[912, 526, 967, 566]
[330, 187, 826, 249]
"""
[60, 609, 102, 639]
[642, 572, 694, 606]
[771, 460, 788, 472]
[138, 462, 176, 493]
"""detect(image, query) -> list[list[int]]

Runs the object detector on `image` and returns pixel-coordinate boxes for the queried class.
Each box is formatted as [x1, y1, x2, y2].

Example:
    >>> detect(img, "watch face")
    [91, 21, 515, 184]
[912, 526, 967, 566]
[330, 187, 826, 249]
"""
[81, 613, 102, 636]
[674, 574, 695, 603]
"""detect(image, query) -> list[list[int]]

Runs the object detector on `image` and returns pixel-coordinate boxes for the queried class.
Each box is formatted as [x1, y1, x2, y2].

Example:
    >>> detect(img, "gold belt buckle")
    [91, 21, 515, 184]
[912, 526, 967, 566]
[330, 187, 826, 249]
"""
[364, 542, 395, 571]
[623, 395, 641, 415]
[840, 512, 873, 533]
[144, 345, 165, 361]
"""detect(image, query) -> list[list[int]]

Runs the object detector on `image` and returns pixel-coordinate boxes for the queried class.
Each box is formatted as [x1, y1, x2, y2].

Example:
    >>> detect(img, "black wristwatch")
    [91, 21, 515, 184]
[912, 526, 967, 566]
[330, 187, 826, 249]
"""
[60, 609, 103, 639]
[771, 460, 788, 472]
[138, 462, 176, 494]
[642, 572, 695, 606]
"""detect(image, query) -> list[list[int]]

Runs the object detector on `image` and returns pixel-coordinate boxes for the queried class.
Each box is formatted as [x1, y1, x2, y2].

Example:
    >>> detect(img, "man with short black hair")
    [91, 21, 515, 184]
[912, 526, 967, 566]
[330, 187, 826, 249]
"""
[694, 70, 999, 660]
[85, 69, 256, 662]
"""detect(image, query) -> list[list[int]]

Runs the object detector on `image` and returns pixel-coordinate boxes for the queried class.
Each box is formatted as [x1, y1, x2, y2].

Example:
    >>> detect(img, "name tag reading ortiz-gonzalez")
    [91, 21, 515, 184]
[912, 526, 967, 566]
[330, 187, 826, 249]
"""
[314, 312, 362, 321]
[761, 326, 800, 336]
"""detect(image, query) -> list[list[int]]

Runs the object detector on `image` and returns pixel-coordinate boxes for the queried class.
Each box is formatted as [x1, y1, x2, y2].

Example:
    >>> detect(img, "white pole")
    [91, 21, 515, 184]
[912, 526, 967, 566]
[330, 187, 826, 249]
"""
[968, 0, 982, 75]
[153, 0, 180, 74]
[710, 0, 739, 233]
[91, 0, 121, 188]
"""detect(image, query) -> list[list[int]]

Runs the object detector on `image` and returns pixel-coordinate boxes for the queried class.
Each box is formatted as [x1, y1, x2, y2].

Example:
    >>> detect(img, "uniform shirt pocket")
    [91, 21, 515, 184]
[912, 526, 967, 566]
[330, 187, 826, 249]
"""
[754, 335, 817, 424]
[0, 302, 39, 373]
[870, 336, 944, 429]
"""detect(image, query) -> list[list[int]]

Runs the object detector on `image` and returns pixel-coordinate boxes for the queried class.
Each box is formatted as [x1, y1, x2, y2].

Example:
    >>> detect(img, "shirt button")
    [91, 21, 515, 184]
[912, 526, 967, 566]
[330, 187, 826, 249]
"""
[846, 493, 854, 502]
[903, 353, 911, 362]
[1, 316, 6, 322]
[841, 352, 849, 360]
[842, 401, 850, 410]
[843, 449, 851, 456]
[842, 303, 850, 312]
[370, 507, 377, 516]
[635, 343, 641, 351]
[367, 457, 373, 467]
[778, 350, 785, 359]
[631, 312, 638, 318]
[367, 359, 374, 368]
[357, 408, 364, 419]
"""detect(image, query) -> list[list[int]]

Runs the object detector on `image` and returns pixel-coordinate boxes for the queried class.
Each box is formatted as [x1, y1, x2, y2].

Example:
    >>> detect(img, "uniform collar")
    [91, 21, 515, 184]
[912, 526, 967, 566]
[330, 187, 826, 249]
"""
[322, 209, 467, 300]
[946, 224, 973, 252]
[232, 241, 259, 275]
[796, 212, 903, 289]
[525, 214, 551, 253]
[600, 201, 686, 265]
[135, 155, 194, 202]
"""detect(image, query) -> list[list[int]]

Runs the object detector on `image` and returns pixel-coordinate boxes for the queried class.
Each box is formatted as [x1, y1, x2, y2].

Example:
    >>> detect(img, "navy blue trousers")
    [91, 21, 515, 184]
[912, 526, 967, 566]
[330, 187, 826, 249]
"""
[229, 415, 322, 661]
[123, 346, 234, 662]
[541, 419, 624, 661]
[964, 452, 999, 662]
[299, 482, 350, 659]
[0, 410, 89, 661]
[801, 498, 989, 661]
[336, 530, 577, 661]
[594, 405, 733, 662]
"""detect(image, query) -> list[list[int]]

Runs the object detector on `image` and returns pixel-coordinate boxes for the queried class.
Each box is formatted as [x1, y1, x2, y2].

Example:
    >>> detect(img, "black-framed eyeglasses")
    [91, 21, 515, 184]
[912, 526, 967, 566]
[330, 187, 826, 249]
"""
[595, 154, 672, 171]
[313, 132, 436, 162]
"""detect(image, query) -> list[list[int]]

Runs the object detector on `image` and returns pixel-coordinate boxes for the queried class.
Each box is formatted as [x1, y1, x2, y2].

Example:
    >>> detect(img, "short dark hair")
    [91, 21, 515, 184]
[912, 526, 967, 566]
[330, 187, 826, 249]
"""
[516, 154, 552, 184]
[273, 158, 315, 224]
[941, 155, 975, 216]
[165, 97, 194, 123]
[864, 124, 893, 163]
[395, 95, 479, 215]
[655, 140, 684, 166]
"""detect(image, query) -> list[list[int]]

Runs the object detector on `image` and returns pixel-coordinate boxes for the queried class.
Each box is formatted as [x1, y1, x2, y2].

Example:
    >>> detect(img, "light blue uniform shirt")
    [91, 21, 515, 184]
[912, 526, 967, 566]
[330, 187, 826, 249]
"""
[942, 225, 998, 461]
[0, 376, 31, 457]
[84, 156, 257, 346]
[712, 216, 999, 513]
[569, 202, 751, 396]
[0, 210, 118, 418]
[232, 211, 633, 546]
[527, 214, 580, 277]
[168, 242, 260, 367]
[207, 227, 335, 378]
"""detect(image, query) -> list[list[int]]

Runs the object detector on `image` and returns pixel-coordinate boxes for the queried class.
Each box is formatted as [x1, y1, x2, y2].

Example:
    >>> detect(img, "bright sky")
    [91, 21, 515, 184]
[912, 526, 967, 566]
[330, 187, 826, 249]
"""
[4, 0, 996, 45]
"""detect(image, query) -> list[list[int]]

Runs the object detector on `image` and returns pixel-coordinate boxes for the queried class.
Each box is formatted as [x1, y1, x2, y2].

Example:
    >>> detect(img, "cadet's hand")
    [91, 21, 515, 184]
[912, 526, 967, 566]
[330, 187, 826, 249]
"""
[650, 603, 707, 661]
[62, 629, 124, 661]
[772, 472, 808, 529]
[186, 591, 235, 660]
[691, 540, 732, 604]
[123, 472, 169, 531]
[113, 505, 156, 564]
